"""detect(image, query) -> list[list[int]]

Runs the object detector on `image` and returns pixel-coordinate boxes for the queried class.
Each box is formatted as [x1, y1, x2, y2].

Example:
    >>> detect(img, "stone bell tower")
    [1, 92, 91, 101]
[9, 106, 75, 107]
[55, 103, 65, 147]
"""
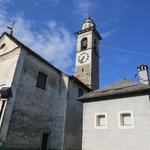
[75, 17, 102, 90]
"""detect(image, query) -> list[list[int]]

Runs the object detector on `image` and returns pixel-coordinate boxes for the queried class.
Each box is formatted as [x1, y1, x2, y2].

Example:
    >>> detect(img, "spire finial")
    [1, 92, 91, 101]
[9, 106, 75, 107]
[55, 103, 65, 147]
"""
[7, 19, 17, 36]
[87, 10, 92, 20]
[88, 15, 92, 20]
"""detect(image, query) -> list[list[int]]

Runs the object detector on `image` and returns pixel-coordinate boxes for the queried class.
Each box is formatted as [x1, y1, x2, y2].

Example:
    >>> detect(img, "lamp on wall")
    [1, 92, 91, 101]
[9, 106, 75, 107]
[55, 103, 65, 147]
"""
[0, 87, 12, 98]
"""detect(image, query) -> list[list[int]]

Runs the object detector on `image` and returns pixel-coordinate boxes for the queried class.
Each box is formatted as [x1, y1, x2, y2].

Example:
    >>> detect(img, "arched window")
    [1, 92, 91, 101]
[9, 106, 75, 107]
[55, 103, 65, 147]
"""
[81, 38, 88, 50]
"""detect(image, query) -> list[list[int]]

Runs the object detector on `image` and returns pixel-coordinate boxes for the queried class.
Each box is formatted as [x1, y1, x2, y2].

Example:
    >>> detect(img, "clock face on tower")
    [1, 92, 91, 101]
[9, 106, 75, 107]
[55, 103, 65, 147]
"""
[78, 52, 89, 64]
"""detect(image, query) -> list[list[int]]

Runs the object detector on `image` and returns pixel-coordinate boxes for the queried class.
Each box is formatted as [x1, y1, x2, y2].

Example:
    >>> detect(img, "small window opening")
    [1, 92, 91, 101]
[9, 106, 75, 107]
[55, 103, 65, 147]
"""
[78, 88, 84, 97]
[36, 72, 47, 90]
[95, 113, 107, 129]
[0, 43, 6, 49]
[118, 111, 134, 129]
[96, 114, 105, 127]
[0, 99, 6, 127]
[0, 100, 6, 120]
[120, 113, 132, 126]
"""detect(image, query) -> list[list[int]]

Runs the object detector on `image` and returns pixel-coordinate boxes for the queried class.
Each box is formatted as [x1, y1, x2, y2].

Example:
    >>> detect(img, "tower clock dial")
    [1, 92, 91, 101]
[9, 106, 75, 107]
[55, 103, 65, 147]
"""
[78, 52, 89, 64]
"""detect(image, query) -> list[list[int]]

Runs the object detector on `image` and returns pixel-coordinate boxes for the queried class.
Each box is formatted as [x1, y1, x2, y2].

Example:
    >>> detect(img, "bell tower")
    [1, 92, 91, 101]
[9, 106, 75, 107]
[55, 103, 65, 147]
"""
[75, 17, 102, 90]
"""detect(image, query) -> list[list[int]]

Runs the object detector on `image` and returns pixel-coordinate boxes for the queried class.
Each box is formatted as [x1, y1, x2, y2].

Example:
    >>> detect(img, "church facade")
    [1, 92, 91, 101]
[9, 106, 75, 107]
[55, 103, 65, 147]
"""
[0, 17, 99, 150]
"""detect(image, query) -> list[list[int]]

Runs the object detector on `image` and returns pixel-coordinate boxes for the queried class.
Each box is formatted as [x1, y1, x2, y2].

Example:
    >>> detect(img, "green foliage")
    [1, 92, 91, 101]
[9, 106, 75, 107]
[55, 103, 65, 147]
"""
[0, 139, 6, 150]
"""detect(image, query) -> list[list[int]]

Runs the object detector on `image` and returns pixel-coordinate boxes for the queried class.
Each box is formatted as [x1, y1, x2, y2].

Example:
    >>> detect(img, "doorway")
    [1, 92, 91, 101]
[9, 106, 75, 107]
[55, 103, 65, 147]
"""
[41, 132, 49, 150]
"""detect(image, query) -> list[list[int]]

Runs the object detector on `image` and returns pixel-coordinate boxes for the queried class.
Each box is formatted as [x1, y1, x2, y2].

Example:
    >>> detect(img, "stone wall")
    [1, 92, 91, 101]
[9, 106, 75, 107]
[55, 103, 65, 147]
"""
[5, 49, 68, 150]
[0, 34, 90, 150]
[4, 47, 89, 150]
[63, 78, 88, 150]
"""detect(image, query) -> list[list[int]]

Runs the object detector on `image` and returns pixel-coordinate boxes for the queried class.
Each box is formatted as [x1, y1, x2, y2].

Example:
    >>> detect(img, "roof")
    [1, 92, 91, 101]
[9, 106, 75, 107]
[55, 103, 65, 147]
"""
[0, 32, 91, 91]
[69, 75, 91, 92]
[81, 16, 96, 30]
[78, 80, 150, 102]
[0, 32, 62, 74]
[75, 26, 102, 40]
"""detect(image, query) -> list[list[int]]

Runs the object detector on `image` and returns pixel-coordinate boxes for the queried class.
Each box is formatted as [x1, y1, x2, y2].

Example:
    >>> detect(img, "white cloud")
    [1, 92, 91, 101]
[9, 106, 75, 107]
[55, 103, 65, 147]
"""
[101, 30, 115, 39]
[0, 2, 75, 74]
[48, 20, 57, 30]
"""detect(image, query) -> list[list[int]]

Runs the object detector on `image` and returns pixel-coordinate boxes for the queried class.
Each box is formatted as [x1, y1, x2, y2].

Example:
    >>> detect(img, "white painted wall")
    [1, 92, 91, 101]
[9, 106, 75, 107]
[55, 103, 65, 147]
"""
[82, 95, 150, 150]
[0, 35, 20, 88]
[0, 35, 23, 141]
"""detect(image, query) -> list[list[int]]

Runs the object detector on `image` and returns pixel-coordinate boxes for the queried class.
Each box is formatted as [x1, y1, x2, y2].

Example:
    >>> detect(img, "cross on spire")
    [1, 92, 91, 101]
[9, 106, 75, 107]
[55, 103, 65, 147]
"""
[7, 19, 17, 36]
[87, 10, 92, 20]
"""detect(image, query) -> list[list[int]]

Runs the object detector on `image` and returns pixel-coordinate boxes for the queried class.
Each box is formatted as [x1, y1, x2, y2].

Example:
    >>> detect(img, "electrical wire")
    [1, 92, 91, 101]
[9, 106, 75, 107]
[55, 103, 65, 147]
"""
[101, 45, 150, 57]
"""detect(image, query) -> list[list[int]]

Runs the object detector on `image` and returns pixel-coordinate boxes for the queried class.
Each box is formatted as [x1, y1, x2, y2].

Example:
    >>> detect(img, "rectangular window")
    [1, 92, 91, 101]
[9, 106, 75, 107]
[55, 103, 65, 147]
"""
[36, 72, 47, 90]
[121, 113, 132, 126]
[0, 99, 6, 126]
[118, 111, 134, 129]
[95, 113, 107, 129]
[78, 88, 84, 97]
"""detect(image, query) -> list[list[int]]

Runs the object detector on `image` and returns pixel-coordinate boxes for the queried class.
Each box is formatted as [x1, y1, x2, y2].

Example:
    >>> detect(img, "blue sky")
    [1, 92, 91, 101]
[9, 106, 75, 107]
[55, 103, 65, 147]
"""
[0, 0, 150, 87]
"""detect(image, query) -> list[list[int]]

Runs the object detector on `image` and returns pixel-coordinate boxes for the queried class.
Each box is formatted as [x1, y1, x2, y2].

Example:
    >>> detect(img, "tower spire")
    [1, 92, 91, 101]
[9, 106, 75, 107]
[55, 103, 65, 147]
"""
[81, 16, 96, 30]
[88, 15, 92, 20]
[87, 9, 92, 20]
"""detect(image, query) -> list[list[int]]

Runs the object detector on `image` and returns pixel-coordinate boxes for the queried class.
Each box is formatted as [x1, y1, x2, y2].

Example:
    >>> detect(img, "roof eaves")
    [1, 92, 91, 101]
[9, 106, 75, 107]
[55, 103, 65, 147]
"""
[69, 75, 91, 91]
[75, 27, 102, 40]
[78, 85, 150, 102]
[1, 32, 62, 74]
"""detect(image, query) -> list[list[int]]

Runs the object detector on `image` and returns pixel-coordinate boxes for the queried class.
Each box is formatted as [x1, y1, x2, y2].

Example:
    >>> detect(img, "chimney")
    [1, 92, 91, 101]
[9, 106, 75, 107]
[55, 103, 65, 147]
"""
[137, 64, 149, 85]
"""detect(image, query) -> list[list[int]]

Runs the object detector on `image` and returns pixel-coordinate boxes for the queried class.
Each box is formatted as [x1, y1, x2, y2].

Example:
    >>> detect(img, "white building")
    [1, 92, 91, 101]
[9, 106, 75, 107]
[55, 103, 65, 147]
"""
[79, 64, 150, 150]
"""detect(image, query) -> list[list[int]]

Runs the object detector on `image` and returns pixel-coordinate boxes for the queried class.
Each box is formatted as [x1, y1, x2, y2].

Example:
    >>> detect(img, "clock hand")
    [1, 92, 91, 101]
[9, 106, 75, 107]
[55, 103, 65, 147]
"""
[80, 56, 85, 63]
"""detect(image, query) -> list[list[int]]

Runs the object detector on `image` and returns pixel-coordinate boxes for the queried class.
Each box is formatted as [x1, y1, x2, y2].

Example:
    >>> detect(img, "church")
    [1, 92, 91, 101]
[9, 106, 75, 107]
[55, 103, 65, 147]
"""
[0, 16, 150, 150]
[0, 17, 99, 150]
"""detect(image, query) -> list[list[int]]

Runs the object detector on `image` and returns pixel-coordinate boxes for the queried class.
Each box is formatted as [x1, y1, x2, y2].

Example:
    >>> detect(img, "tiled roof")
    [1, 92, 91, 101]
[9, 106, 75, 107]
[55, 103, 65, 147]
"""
[79, 80, 150, 102]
